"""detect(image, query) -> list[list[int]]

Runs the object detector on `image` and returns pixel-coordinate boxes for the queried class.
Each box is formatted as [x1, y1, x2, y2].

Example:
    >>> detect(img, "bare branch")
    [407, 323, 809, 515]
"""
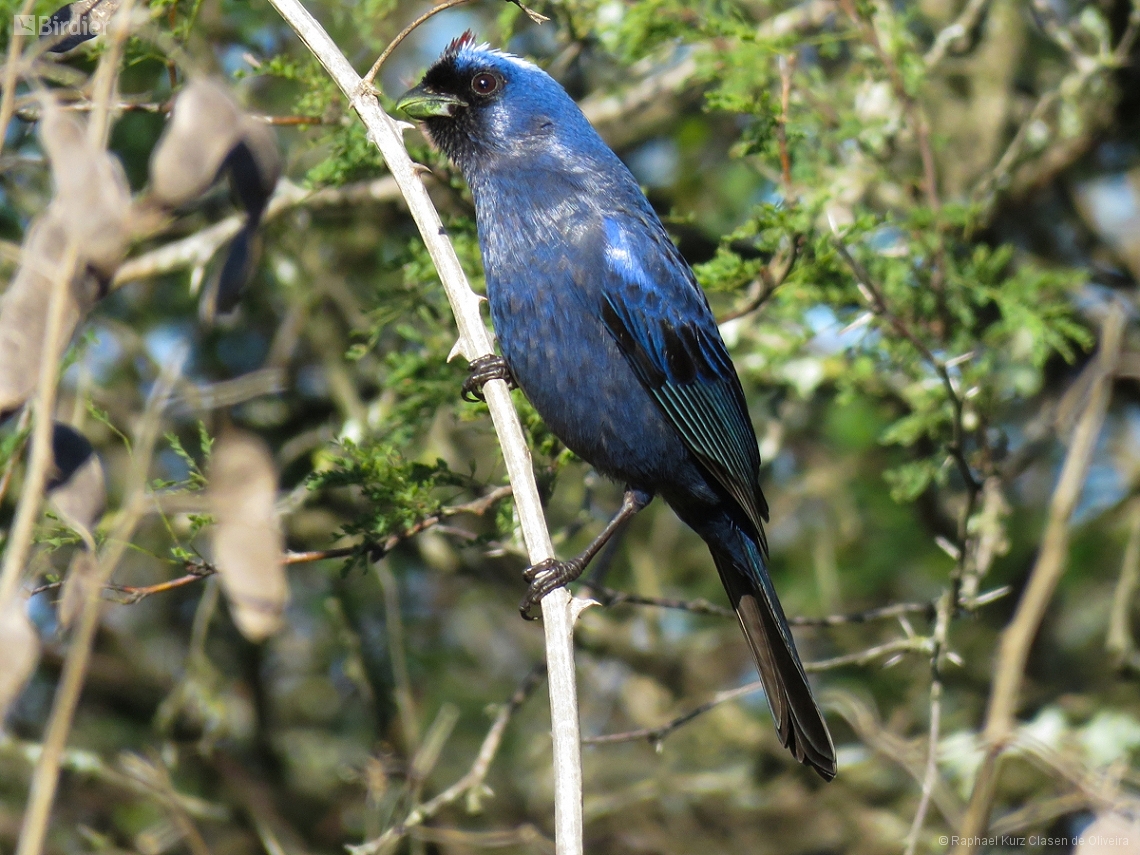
[348, 666, 545, 855]
[953, 303, 1127, 853]
[0, 406, 31, 511]
[716, 235, 802, 325]
[112, 176, 400, 289]
[0, 240, 80, 607]
[376, 562, 420, 751]
[28, 484, 511, 603]
[775, 53, 797, 199]
[904, 589, 951, 855]
[840, 0, 940, 210]
[0, 735, 230, 822]
[924, 0, 991, 69]
[584, 636, 936, 748]
[830, 692, 964, 828]
[17, 346, 182, 855]
[588, 583, 1010, 624]
[0, 0, 37, 149]
[1106, 498, 1140, 671]
[188, 6, 585, 851]
[410, 825, 555, 853]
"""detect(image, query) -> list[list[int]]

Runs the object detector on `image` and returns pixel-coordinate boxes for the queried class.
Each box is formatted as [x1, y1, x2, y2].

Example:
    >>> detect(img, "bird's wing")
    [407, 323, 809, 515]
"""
[594, 217, 770, 544]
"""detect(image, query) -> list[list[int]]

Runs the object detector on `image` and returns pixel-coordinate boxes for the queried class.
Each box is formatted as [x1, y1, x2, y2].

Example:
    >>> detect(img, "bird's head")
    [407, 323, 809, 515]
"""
[396, 32, 590, 176]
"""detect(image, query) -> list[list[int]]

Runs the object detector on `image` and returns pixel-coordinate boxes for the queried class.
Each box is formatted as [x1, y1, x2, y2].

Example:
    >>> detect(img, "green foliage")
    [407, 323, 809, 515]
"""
[310, 440, 466, 555]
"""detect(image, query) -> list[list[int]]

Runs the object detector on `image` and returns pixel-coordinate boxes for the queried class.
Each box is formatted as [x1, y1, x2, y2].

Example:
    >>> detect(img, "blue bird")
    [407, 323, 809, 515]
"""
[398, 32, 836, 780]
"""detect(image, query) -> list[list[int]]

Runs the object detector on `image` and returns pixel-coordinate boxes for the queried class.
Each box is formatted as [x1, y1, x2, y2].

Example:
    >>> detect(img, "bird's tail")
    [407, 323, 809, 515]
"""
[709, 531, 836, 780]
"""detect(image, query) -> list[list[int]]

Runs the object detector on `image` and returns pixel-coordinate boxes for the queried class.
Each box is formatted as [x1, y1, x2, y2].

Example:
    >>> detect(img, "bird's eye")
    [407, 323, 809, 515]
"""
[471, 73, 499, 95]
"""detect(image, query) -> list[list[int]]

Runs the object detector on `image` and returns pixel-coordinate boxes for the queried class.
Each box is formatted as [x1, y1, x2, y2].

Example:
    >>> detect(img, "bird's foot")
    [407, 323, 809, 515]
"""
[518, 556, 586, 620]
[462, 354, 516, 403]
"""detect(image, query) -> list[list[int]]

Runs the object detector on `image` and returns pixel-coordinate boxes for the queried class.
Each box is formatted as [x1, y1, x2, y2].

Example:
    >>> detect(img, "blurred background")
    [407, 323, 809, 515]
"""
[1, 0, 1139, 852]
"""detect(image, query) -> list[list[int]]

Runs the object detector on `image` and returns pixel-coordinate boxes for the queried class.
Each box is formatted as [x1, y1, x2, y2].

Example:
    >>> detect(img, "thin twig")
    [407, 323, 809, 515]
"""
[1106, 498, 1140, 671]
[348, 666, 545, 855]
[0, 0, 37, 149]
[716, 235, 802, 324]
[586, 583, 732, 616]
[361, 0, 550, 90]
[841, 0, 940, 210]
[923, 0, 990, 68]
[972, 10, 1140, 213]
[953, 303, 1126, 854]
[577, 1, 837, 133]
[0, 239, 80, 608]
[971, 87, 1062, 211]
[805, 635, 931, 671]
[831, 233, 978, 495]
[409, 825, 554, 854]
[903, 589, 951, 855]
[113, 176, 401, 288]
[583, 680, 764, 747]
[0, 0, 137, 612]
[376, 562, 421, 751]
[775, 53, 796, 199]
[124, 753, 213, 855]
[0, 734, 230, 821]
[0, 406, 32, 511]
[13, 98, 329, 125]
[16, 351, 182, 855]
[829, 691, 964, 828]
[584, 636, 933, 747]
[28, 485, 511, 603]
[587, 583, 1010, 624]
[361, 0, 479, 90]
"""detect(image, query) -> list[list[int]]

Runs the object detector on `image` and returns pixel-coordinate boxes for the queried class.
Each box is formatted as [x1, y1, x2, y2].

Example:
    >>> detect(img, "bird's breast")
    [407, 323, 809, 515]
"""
[483, 260, 692, 490]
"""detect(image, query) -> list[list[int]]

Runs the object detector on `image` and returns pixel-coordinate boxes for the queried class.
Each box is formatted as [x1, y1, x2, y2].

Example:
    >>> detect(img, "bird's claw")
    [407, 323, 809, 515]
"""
[518, 557, 586, 620]
[462, 354, 515, 403]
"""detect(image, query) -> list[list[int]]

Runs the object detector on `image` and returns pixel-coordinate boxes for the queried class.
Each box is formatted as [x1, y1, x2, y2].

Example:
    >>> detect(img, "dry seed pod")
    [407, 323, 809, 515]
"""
[58, 550, 99, 629]
[149, 79, 246, 209]
[0, 596, 41, 724]
[39, 0, 122, 53]
[149, 79, 281, 320]
[47, 422, 106, 551]
[0, 99, 133, 416]
[39, 98, 133, 277]
[208, 430, 288, 642]
[0, 213, 100, 416]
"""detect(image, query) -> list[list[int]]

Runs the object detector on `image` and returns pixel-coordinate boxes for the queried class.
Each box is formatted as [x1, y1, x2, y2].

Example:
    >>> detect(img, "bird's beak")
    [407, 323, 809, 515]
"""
[395, 84, 468, 119]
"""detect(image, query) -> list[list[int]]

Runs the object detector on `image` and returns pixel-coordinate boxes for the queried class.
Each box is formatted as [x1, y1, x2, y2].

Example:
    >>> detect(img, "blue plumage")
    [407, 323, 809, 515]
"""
[398, 32, 835, 779]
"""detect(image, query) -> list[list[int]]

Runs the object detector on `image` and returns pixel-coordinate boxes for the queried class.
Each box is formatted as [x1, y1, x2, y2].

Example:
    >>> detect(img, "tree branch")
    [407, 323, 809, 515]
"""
[923, 0, 991, 69]
[29, 485, 512, 603]
[583, 635, 936, 748]
[587, 583, 1010, 624]
[830, 232, 979, 495]
[17, 351, 181, 855]
[348, 665, 545, 855]
[953, 302, 1126, 853]
[259, 3, 582, 853]
[1106, 498, 1140, 671]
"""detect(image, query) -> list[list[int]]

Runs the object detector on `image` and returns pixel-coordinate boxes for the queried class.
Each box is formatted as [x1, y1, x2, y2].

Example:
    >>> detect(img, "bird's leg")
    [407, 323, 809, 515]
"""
[461, 354, 516, 403]
[519, 488, 650, 619]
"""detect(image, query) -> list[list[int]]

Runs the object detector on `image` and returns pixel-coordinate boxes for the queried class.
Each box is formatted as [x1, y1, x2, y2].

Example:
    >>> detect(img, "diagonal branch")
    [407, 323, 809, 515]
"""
[952, 303, 1126, 853]
[259, 3, 583, 854]
[348, 665, 546, 855]
[831, 234, 978, 495]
